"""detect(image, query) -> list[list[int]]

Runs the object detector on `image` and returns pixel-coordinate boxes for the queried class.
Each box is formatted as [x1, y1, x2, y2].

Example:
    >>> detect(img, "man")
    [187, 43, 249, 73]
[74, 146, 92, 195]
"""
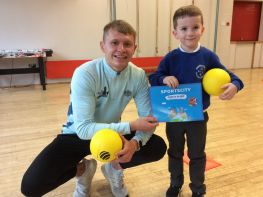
[21, 20, 167, 197]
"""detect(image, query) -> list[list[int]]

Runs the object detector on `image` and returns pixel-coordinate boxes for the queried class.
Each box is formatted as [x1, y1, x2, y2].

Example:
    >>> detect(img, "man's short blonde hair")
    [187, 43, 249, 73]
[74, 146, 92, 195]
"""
[103, 20, 136, 41]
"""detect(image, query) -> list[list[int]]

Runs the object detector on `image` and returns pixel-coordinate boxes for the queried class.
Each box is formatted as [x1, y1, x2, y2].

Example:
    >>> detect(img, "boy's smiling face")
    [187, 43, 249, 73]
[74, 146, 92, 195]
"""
[173, 15, 204, 52]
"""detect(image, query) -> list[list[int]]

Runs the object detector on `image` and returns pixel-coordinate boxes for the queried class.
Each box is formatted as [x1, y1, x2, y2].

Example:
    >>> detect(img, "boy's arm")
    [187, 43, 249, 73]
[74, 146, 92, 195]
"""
[228, 72, 244, 91]
[149, 58, 169, 86]
[219, 83, 239, 100]
[210, 52, 244, 91]
[219, 70, 244, 100]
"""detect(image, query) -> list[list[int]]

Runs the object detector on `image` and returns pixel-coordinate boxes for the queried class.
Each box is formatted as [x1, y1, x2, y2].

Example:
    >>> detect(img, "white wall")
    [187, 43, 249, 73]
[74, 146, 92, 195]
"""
[254, 43, 263, 68]
[156, 0, 171, 56]
[0, 0, 111, 87]
[0, 0, 218, 61]
[216, 0, 235, 68]
[0, 0, 110, 60]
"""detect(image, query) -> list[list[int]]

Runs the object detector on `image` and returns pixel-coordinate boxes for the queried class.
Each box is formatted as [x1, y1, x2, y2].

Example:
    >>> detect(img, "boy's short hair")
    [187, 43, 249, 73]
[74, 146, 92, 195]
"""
[103, 20, 136, 41]
[173, 5, 203, 29]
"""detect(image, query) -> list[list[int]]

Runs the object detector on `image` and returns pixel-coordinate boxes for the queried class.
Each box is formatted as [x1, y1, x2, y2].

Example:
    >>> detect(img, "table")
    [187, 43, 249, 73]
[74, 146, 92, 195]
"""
[0, 49, 52, 90]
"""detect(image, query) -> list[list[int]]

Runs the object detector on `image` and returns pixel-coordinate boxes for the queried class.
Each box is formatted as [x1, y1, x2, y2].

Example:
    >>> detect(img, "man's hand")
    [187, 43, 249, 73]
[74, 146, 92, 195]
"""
[163, 76, 179, 89]
[130, 116, 159, 132]
[219, 83, 238, 100]
[115, 136, 138, 163]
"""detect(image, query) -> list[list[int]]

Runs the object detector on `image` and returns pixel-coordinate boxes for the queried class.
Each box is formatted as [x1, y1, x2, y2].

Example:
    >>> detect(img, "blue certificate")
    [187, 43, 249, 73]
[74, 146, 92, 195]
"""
[150, 83, 204, 122]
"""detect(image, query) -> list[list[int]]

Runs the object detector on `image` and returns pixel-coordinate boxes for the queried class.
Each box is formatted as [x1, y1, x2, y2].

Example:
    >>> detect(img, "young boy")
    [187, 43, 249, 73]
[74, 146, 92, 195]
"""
[149, 5, 244, 197]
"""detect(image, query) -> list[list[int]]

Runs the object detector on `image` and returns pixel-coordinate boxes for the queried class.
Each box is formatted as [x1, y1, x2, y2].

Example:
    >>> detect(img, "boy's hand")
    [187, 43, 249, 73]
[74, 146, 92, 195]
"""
[219, 83, 238, 100]
[163, 76, 179, 89]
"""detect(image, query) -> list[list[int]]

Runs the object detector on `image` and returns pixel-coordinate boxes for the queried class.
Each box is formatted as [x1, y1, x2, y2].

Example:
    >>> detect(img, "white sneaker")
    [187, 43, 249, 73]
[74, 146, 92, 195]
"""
[73, 158, 97, 197]
[101, 163, 129, 197]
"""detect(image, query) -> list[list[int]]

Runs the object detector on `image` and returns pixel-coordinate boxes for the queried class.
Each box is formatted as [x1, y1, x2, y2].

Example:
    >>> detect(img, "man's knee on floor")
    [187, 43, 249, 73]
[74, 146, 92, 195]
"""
[152, 136, 167, 161]
[21, 174, 41, 197]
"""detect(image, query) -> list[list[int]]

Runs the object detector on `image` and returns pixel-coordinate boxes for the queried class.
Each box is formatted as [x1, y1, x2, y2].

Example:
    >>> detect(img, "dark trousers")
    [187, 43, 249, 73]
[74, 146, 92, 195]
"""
[166, 112, 209, 194]
[21, 133, 166, 197]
